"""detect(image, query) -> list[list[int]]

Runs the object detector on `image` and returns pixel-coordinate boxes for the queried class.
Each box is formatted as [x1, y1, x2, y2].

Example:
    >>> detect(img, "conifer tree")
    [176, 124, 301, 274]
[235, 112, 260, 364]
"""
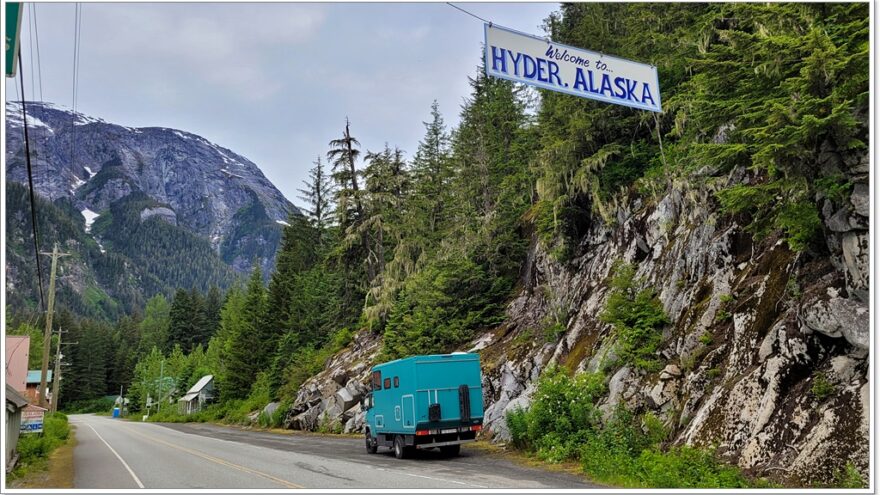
[138, 294, 171, 354]
[264, 216, 320, 350]
[223, 268, 267, 399]
[297, 156, 335, 236]
[328, 118, 373, 309]
[411, 100, 453, 237]
[204, 286, 223, 337]
[327, 118, 364, 233]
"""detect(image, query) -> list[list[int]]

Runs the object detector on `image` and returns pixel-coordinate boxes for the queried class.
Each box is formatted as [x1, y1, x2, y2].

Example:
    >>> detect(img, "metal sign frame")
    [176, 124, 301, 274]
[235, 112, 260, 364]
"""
[5, 2, 23, 78]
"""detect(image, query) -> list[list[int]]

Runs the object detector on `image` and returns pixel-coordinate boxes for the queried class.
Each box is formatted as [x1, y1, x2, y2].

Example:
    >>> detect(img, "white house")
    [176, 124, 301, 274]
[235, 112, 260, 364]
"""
[177, 375, 214, 415]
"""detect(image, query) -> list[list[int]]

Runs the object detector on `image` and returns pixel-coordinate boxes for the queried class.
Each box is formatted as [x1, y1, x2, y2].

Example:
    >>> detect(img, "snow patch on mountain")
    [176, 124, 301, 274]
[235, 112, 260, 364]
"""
[81, 209, 100, 233]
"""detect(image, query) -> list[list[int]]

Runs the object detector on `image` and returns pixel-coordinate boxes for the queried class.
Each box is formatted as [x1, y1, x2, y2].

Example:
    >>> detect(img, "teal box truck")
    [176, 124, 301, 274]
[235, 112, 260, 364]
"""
[362, 353, 483, 459]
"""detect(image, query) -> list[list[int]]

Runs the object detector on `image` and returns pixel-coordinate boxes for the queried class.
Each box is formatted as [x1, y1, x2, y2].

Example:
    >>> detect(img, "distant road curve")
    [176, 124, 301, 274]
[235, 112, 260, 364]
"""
[69, 414, 598, 489]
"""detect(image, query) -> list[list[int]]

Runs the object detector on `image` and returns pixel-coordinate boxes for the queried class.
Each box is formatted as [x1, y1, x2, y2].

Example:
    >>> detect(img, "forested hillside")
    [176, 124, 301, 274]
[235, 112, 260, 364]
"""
[7, 3, 868, 488]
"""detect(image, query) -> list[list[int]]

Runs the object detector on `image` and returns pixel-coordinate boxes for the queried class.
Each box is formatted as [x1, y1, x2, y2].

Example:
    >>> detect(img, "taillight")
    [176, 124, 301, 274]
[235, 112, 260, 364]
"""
[471, 424, 482, 431]
[415, 430, 430, 436]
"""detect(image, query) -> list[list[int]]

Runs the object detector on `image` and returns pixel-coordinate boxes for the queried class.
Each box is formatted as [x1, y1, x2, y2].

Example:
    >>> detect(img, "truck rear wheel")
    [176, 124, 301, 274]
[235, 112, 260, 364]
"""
[440, 444, 461, 457]
[365, 430, 378, 454]
[393, 435, 410, 459]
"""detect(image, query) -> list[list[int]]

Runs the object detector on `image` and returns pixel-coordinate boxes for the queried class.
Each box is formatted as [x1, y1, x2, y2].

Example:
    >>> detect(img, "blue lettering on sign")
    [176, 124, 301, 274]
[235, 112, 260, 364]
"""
[486, 25, 661, 112]
[491, 46, 507, 74]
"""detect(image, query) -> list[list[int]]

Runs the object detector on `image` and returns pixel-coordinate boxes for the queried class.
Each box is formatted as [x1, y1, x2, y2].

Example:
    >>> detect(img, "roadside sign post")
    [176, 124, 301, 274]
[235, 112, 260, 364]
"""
[5, 2, 23, 78]
[21, 405, 47, 434]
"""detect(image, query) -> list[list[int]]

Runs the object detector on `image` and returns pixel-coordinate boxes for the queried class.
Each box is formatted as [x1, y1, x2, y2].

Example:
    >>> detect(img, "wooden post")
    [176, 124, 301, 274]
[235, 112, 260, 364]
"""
[39, 243, 69, 409]
[51, 328, 62, 413]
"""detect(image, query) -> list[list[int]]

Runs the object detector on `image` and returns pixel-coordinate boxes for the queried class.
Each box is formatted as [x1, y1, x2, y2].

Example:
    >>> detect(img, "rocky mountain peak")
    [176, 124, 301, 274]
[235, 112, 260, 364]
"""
[5, 101, 299, 274]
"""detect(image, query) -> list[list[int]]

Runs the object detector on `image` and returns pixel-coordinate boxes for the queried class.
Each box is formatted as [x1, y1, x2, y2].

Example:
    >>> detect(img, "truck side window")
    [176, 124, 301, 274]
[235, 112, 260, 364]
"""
[384, 378, 391, 390]
[372, 371, 382, 391]
[393, 376, 399, 388]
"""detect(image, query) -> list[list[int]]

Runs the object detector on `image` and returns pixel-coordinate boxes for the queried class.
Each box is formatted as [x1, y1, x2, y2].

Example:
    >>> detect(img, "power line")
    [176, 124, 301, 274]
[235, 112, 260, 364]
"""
[27, 4, 35, 98]
[33, 3, 44, 103]
[446, 3, 492, 25]
[70, 4, 82, 173]
[17, 56, 46, 311]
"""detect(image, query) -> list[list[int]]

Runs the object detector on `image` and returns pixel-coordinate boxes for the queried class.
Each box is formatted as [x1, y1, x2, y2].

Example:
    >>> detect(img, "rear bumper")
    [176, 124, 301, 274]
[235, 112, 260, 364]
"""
[414, 428, 477, 447]
[415, 438, 475, 449]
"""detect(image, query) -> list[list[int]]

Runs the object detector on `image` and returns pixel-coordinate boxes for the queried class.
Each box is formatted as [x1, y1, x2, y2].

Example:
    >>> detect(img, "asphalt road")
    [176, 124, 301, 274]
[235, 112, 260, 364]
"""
[69, 414, 597, 489]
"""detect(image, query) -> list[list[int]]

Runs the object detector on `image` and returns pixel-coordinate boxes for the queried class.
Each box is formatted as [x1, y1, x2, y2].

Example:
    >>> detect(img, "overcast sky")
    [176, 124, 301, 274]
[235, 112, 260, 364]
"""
[6, 2, 558, 206]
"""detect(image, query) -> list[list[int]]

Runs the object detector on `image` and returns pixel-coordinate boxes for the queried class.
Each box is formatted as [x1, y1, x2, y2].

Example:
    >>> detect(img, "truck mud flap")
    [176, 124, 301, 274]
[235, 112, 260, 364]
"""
[459, 384, 471, 422]
[428, 403, 441, 422]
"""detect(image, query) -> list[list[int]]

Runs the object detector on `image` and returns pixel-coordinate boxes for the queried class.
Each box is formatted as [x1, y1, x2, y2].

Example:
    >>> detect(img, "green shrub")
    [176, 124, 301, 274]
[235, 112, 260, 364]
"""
[601, 262, 669, 371]
[698, 332, 713, 346]
[10, 412, 71, 479]
[815, 175, 853, 204]
[317, 414, 343, 434]
[811, 372, 835, 399]
[714, 309, 732, 323]
[543, 322, 567, 343]
[716, 181, 822, 252]
[719, 294, 735, 304]
[632, 446, 750, 488]
[832, 462, 865, 488]
[507, 366, 756, 488]
[506, 408, 530, 449]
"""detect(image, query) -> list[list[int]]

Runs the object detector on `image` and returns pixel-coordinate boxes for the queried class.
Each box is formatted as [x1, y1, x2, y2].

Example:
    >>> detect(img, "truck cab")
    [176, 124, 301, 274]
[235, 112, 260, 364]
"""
[362, 353, 483, 459]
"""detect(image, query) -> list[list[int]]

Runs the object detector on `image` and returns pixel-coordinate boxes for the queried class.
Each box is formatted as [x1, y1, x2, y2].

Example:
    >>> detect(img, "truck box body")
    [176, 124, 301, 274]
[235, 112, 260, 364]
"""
[364, 353, 483, 456]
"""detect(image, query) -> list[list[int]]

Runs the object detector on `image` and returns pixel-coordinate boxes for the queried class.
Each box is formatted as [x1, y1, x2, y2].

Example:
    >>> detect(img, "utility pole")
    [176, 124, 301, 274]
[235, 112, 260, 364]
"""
[39, 243, 69, 409]
[50, 327, 62, 413]
[52, 335, 78, 414]
[158, 359, 164, 413]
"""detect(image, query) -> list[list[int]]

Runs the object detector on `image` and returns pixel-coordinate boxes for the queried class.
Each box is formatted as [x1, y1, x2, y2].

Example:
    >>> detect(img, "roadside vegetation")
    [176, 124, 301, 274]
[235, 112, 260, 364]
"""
[8, 413, 72, 481]
[506, 367, 768, 488]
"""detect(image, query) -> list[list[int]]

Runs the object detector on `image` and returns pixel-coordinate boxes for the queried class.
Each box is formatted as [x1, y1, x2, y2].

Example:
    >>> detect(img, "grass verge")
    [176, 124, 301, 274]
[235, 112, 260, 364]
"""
[7, 413, 73, 487]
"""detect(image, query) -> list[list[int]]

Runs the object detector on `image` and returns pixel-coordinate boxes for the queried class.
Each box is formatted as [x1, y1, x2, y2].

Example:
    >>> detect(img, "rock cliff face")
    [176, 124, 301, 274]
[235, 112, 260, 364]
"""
[5, 101, 297, 275]
[282, 155, 868, 485]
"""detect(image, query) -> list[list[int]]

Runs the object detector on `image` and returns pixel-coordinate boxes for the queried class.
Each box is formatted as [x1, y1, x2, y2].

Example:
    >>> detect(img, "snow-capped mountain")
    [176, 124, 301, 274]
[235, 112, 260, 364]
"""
[5, 101, 299, 274]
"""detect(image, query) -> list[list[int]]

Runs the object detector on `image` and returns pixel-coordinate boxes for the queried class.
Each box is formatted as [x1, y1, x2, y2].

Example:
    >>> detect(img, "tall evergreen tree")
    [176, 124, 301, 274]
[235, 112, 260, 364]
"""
[411, 100, 453, 238]
[297, 156, 335, 236]
[327, 118, 364, 232]
[264, 216, 320, 349]
[223, 267, 267, 399]
[109, 314, 141, 396]
[65, 319, 112, 400]
[204, 286, 223, 337]
[188, 287, 210, 349]
[361, 145, 411, 326]
[327, 118, 372, 309]
[167, 289, 192, 350]
[138, 294, 171, 354]
[167, 288, 209, 352]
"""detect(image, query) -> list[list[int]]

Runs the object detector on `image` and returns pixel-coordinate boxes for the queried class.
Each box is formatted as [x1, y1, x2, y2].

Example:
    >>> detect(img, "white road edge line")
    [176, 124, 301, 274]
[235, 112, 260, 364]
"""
[85, 422, 146, 488]
[374, 467, 487, 488]
[400, 471, 487, 488]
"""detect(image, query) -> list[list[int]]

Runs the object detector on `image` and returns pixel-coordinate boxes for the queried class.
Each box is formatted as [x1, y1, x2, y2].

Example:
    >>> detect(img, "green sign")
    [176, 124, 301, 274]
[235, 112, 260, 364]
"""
[6, 2, 23, 77]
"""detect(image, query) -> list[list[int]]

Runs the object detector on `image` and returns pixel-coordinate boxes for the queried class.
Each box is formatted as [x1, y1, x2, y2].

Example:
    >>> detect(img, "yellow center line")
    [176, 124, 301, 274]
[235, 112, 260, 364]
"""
[116, 423, 304, 489]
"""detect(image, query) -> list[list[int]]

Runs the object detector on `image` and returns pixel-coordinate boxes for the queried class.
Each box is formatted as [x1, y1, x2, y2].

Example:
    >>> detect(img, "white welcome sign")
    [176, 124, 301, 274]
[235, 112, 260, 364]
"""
[484, 24, 661, 112]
